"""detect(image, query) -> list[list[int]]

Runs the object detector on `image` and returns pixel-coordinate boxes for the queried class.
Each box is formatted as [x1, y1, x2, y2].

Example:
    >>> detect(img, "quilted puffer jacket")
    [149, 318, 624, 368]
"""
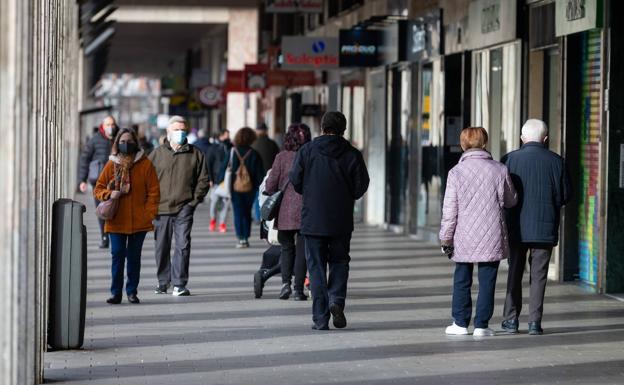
[439, 149, 518, 263]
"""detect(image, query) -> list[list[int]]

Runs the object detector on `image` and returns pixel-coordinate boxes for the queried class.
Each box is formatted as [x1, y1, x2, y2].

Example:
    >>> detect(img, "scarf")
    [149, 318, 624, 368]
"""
[108, 154, 135, 194]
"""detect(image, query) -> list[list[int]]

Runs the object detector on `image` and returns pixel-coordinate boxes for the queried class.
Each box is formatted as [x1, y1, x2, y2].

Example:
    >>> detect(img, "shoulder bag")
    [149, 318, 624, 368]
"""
[260, 180, 289, 221]
[215, 149, 233, 198]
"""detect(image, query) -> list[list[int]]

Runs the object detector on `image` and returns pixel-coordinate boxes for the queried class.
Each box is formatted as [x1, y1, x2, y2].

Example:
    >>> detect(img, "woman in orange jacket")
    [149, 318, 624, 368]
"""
[94, 128, 160, 304]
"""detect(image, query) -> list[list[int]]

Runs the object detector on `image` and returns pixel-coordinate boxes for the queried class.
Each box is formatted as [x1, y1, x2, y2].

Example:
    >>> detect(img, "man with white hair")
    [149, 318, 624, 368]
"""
[501, 119, 570, 335]
[148, 116, 210, 296]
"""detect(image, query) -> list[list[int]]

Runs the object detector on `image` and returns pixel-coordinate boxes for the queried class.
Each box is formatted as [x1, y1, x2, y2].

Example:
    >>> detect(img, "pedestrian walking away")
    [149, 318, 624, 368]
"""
[148, 116, 210, 297]
[78, 115, 119, 249]
[289, 111, 370, 330]
[219, 127, 265, 248]
[265, 123, 312, 301]
[439, 126, 517, 337]
[93, 128, 160, 305]
[501, 119, 571, 335]
[208, 129, 233, 233]
[252, 123, 280, 221]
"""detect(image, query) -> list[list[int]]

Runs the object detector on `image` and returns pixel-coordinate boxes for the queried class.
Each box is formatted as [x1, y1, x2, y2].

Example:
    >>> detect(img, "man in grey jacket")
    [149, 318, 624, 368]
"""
[149, 116, 210, 296]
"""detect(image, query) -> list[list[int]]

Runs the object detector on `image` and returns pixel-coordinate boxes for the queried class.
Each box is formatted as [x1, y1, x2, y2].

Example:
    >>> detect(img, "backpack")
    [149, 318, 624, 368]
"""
[233, 148, 253, 193]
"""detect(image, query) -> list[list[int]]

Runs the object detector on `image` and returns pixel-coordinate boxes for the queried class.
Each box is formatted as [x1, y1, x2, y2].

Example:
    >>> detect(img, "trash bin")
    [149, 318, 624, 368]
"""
[48, 199, 87, 350]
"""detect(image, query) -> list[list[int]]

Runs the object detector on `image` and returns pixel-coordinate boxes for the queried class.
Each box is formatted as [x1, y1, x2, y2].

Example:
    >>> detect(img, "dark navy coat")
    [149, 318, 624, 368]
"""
[502, 142, 571, 245]
[289, 135, 369, 237]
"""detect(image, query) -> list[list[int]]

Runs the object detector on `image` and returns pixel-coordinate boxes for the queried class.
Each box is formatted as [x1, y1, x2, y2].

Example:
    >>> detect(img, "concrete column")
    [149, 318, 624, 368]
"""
[0, 1, 80, 384]
[227, 9, 259, 134]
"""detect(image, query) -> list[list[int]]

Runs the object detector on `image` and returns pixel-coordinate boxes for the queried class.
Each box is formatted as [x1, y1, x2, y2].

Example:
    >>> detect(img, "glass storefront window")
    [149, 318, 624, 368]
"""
[472, 41, 521, 160]
[418, 59, 444, 229]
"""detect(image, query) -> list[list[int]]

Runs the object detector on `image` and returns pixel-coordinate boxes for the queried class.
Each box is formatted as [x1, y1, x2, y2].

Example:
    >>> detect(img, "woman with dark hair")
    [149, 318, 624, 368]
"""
[94, 128, 160, 304]
[219, 127, 265, 248]
[265, 123, 312, 300]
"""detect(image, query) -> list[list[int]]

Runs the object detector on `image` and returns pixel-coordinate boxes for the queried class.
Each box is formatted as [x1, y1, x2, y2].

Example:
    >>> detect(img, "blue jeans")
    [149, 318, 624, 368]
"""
[304, 234, 351, 327]
[231, 191, 256, 240]
[452, 261, 500, 329]
[109, 232, 147, 296]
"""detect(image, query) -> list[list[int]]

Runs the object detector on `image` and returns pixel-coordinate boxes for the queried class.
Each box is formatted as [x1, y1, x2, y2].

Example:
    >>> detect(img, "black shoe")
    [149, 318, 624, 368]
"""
[154, 283, 169, 294]
[501, 319, 519, 334]
[330, 303, 347, 329]
[293, 291, 308, 301]
[311, 323, 329, 330]
[279, 283, 292, 300]
[254, 270, 265, 298]
[106, 295, 121, 304]
[99, 236, 109, 249]
[127, 294, 140, 304]
[528, 321, 543, 335]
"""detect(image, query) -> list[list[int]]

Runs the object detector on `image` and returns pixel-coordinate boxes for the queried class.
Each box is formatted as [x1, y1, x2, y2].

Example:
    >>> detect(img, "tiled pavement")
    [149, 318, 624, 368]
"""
[45, 196, 624, 385]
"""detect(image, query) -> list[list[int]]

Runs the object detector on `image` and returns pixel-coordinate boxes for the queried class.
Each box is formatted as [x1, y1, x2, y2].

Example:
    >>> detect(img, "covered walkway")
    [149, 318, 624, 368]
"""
[45, 197, 624, 384]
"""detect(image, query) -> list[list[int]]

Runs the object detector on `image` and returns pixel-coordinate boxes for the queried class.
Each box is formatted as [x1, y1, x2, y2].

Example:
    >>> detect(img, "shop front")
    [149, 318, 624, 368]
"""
[339, 27, 394, 226]
[402, 11, 445, 236]
[555, 0, 607, 291]
[468, 0, 521, 161]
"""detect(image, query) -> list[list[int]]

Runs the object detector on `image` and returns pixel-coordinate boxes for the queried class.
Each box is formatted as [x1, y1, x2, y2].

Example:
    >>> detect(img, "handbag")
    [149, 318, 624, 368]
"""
[260, 180, 289, 221]
[96, 197, 119, 220]
[215, 149, 233, 198]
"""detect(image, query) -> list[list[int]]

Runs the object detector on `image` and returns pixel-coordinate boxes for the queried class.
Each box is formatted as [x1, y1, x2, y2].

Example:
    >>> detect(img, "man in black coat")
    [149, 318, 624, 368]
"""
[289, 111, 370, 330]
[77, 115, 119, 248]
[501, 119, 571, 335]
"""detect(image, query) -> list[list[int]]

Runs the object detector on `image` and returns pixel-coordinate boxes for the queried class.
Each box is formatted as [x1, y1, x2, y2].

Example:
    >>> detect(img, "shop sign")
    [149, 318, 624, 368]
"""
[339, 29, 390, 67]
[190, 69, 212, 89]
[265, 0, 323, 13]
[225, 70, 245, 93]
[267, 69, 316, 87]
[245, 64, 268, 91]
[445, 16, 469, 55]
[197, 86, 222, 107]
[467, 0, 517, 50]
[281, 36, 339, 70]
[300, 104, 324, 116]
[403, 10, 443, 62]
[555, 0, 602, 36]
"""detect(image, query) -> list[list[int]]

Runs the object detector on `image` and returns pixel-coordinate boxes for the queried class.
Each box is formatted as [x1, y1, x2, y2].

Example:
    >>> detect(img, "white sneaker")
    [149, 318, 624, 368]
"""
[172, 286, 190, 296]
[473, 327, 496, 337]
[445, 323, 469, 335]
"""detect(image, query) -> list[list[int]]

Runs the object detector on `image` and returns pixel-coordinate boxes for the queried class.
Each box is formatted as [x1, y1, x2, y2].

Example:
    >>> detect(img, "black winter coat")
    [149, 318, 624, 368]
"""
[78, 131, 112, 185]
[193, 138, 221, 183]
[252, 135, 280, 173]
[289, 135, 370, 236]
[502, 142, 571, 245]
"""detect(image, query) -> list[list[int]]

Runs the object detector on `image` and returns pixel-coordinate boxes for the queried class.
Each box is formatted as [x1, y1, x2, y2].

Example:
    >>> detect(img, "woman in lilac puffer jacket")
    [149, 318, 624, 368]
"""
[439, 126, 517, 337]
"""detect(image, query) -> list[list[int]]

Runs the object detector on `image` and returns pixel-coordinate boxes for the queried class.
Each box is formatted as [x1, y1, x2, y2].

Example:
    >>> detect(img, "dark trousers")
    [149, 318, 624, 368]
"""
[278, 230, 307, 292]
[153, 204, 195, 287]
[503, 244, 553, 323]
[304, 234, 351, 327]
[231, 191, 255, 240]
[260, 245, 281, 281]
[109, 232, 147, 296]
[92, 191, 106, 239]
[452, 261, 500, 329]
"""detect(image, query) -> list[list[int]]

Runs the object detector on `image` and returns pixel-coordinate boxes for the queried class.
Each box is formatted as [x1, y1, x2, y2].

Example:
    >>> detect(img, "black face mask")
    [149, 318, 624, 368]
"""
[119, 142, 138, 155]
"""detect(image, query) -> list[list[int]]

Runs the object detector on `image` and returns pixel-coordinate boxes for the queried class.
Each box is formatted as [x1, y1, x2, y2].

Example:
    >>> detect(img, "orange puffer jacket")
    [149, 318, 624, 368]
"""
[94, 152, 160, 235]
